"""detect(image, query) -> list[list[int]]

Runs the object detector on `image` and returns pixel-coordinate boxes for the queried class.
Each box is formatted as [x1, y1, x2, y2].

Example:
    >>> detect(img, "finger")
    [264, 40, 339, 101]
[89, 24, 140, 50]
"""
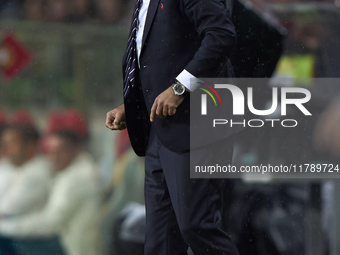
[119, 121, 127, 130]
[169, 107, 176, 116]
[113, 113, 122, 126]
[156, 102, 164, 118]
[106, 125, 115, 130]
[162, 105, 169, 117]
[150, 100, 158, 122]
[106, 112, 114, 127]
[115, 112, 127, 127]
[112, 121, 124, 130]
[106, 121, 113, 129]
[106, 114, 116, 130]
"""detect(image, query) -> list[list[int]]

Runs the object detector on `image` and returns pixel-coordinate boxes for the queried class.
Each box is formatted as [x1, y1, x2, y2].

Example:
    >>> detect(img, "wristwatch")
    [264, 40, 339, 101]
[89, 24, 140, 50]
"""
[172, 80, 187, 96]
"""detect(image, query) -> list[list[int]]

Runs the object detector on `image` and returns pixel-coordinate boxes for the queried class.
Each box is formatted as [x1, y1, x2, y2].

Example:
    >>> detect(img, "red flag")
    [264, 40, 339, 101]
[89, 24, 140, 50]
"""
[0, 33, 32, 80]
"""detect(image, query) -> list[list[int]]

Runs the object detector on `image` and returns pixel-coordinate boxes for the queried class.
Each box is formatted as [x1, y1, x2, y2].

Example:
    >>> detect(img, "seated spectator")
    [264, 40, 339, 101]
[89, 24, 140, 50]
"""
[0, 111, 103, 255]
[0, 111, 52, 216]
[0, 111, 53, 255]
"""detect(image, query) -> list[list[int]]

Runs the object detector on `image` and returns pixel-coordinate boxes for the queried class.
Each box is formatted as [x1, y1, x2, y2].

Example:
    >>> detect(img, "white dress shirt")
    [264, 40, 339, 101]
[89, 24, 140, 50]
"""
[136, 0, 201, 91]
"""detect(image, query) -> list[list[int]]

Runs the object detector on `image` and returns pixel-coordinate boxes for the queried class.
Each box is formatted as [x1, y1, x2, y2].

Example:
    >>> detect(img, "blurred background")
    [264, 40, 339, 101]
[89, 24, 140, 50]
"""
[0, 0, 340, 254]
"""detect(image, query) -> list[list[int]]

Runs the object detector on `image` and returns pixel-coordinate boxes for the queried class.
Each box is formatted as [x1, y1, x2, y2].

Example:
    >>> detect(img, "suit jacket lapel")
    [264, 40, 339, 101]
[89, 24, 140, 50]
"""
[141, 0, 161, 55]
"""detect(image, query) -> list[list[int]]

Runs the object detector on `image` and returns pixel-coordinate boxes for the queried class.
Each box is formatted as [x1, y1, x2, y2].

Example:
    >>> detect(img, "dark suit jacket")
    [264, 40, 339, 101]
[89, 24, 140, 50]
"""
[123, 0, 238, 156]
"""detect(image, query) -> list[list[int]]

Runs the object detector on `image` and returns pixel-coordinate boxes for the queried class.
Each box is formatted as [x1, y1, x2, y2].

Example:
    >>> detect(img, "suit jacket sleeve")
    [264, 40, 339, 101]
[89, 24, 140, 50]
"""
[180, 0, 236, 78]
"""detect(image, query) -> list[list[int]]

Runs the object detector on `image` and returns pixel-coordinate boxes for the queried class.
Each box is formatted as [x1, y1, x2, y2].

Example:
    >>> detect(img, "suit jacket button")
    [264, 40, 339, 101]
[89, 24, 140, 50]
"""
[145, 89, 149, 92]
[143, 65, 148, 68]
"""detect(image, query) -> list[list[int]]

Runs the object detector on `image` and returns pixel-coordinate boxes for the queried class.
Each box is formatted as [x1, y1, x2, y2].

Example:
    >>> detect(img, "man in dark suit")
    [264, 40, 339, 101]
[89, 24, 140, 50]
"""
[106, 0, 240, 254]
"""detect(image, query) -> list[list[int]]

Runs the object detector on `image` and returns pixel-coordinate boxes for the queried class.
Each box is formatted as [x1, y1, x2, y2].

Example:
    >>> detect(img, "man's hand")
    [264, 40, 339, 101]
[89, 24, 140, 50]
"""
[106, 104, 127, 130]
[150, 86, 185, 122]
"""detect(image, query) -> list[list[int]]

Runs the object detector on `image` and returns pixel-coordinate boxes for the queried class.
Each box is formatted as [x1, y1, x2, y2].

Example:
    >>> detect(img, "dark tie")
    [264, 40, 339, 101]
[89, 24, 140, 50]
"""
[123, 0, 143, 98]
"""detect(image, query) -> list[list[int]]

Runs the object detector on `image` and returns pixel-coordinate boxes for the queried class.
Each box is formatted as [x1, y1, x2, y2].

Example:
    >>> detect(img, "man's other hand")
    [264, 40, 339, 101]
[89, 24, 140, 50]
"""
[150, 86, 185, 122]
[106, 104, 127, 130]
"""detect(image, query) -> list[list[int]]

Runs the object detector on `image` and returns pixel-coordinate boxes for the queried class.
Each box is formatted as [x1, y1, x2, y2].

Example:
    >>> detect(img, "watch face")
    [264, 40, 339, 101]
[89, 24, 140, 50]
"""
[175, 83, 185, 94]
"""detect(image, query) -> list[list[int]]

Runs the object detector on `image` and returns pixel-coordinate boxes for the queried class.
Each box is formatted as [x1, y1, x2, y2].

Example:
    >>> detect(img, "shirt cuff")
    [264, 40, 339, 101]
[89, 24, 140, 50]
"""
[176, 70, 203, 92]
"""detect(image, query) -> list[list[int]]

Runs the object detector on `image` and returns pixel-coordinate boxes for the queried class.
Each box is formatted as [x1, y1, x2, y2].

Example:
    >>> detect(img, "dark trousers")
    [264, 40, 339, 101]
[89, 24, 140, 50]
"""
[144, 126, 240, 255]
